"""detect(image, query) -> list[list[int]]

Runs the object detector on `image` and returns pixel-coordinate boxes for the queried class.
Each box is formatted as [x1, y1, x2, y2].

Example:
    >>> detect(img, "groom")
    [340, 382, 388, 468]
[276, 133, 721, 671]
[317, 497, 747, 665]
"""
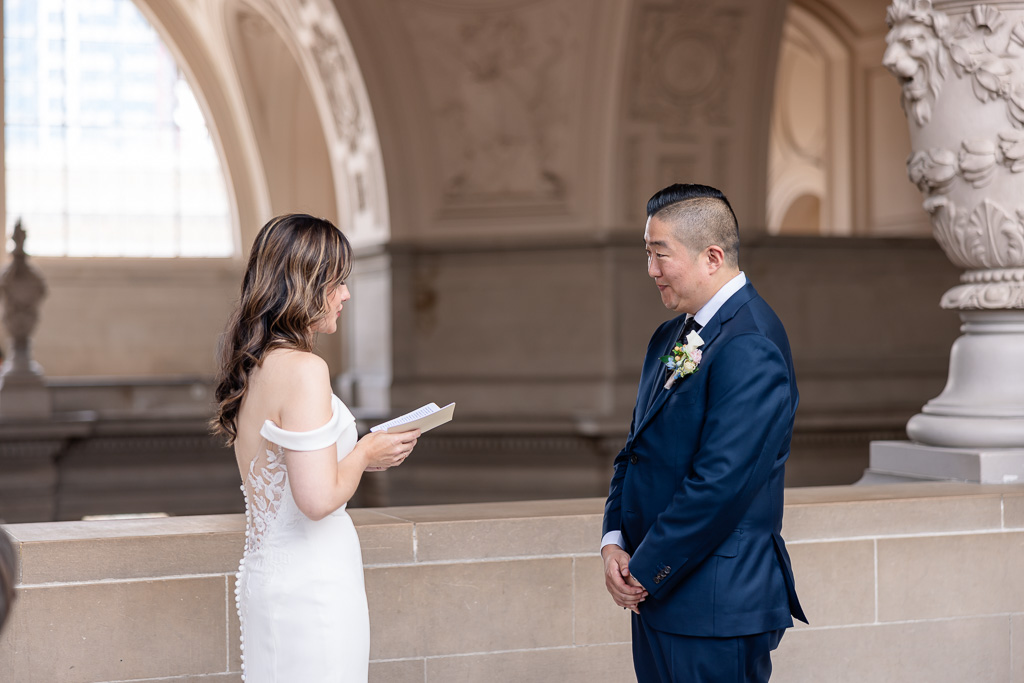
[602, 183, 806, 682]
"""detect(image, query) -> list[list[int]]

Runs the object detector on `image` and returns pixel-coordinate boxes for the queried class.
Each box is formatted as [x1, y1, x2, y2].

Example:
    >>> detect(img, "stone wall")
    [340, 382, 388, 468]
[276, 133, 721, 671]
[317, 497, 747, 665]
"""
[2, 483, 1023, 682]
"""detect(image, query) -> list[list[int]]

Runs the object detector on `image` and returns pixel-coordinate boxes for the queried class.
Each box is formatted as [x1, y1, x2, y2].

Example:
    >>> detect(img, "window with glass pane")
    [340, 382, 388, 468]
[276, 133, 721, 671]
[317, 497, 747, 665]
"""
[4, 0, 234, 257]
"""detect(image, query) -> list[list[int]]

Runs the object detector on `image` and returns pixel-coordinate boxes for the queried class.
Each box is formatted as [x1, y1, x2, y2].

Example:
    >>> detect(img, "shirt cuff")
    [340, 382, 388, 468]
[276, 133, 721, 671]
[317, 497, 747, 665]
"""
[601, 530, 624, 551]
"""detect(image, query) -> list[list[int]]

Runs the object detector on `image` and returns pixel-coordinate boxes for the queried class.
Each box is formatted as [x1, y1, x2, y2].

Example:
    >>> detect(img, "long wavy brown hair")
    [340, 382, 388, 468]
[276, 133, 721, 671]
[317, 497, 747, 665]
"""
[212, 214, 352, 445]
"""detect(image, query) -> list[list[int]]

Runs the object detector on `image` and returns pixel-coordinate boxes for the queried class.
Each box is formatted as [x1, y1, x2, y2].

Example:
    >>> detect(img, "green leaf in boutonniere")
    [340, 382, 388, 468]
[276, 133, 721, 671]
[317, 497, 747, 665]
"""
[659, 331, 704, 390]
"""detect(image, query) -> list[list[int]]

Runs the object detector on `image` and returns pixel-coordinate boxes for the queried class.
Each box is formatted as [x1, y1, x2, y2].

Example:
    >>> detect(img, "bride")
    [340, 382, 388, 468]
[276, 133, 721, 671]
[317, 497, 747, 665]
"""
[212, 214, 419, 682]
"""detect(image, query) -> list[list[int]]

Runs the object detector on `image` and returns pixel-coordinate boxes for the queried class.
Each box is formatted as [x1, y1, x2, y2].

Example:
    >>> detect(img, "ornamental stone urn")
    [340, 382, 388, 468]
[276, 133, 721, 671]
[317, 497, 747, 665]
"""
[876, 0, 1024, 481]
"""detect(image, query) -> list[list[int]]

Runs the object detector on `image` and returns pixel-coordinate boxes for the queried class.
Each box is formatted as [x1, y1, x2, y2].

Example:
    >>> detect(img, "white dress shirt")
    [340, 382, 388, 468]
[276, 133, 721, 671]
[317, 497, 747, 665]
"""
[601, 272, 747, 551]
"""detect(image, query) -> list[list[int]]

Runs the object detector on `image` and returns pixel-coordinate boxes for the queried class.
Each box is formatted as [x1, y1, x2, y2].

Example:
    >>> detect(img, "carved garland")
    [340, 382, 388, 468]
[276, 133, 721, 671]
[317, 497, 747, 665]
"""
[907, 129, 1024, 193]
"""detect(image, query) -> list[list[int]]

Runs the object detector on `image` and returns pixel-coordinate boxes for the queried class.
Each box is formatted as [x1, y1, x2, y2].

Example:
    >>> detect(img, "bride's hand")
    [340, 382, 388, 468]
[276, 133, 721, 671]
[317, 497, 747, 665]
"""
[358, 429, 420, 471]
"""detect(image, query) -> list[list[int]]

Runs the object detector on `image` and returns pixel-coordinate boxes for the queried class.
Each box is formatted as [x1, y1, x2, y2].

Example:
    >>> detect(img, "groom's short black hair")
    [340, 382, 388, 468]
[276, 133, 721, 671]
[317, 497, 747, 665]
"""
[646, 183, 740, 267]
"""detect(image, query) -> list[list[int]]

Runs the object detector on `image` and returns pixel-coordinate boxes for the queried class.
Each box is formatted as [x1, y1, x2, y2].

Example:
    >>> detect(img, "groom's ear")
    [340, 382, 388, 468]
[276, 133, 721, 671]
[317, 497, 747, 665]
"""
[703, 245, 726, 273]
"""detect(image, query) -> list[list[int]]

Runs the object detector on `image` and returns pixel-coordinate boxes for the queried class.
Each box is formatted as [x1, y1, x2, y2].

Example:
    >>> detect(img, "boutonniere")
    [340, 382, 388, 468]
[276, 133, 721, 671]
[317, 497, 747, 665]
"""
[660, 331, 704, 390]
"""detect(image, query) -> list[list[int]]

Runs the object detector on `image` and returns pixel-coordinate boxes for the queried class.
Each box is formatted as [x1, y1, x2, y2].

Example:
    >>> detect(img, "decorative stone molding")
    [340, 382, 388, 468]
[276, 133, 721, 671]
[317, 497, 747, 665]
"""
[276, 0, 390, 243]
[628, 1, 740, 132]
[943, 265, 1024, 308]
[400, 1, 575, 207]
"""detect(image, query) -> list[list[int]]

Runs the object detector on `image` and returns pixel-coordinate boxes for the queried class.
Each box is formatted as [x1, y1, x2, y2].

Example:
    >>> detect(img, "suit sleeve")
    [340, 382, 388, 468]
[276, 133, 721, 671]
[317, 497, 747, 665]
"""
[628, 332, 793, 598]
[602, 432, 633, 539]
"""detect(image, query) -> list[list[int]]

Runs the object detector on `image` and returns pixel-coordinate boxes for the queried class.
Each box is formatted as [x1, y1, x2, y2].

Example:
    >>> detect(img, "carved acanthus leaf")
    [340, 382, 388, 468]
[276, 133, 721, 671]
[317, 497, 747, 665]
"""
[967, 199, 1014, 266]
[924, 195, 974, 269]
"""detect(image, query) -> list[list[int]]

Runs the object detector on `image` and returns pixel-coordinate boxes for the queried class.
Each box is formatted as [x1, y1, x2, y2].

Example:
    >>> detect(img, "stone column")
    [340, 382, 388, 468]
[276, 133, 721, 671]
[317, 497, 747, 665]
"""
[0, 220, 51, 418]
[871, 0, 1024, 482]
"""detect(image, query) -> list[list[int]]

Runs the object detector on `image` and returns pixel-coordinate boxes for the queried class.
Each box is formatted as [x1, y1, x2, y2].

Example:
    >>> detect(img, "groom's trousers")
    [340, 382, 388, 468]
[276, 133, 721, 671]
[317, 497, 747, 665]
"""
[631, 614, 784, 683]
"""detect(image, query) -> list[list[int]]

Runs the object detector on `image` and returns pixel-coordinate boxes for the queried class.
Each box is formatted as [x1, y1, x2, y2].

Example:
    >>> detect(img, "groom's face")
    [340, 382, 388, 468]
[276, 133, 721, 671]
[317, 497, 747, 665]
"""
[644, 215, 706, 315]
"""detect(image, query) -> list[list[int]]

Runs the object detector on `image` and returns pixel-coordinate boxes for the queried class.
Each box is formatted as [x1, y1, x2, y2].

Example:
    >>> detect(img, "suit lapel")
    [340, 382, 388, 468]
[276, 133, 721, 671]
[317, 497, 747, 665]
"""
[644, 317, 687, 413]
[633, 283, 759, 438]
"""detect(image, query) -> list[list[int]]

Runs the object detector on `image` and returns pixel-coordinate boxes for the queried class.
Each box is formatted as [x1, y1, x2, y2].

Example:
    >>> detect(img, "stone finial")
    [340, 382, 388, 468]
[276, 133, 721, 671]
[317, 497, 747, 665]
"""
[0, 219, 51, 418]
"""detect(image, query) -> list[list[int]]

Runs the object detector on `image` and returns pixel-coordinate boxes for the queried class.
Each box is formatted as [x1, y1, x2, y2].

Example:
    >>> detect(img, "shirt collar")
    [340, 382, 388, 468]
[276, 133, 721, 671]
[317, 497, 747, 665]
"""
[691, 272, 747, 328]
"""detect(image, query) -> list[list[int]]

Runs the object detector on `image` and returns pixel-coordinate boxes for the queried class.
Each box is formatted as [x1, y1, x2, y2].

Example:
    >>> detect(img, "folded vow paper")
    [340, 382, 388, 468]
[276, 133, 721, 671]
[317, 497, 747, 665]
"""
[370, 402, 456, 434]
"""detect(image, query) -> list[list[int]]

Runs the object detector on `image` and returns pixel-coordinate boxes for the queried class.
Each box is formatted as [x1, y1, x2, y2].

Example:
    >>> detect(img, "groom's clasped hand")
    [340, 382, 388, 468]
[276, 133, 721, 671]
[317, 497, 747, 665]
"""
[601, 544, 647, 614]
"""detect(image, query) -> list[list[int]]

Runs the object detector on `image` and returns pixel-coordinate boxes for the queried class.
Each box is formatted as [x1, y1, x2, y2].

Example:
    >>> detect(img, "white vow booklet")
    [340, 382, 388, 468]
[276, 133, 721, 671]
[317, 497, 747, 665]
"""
[370, 402, 456, 434]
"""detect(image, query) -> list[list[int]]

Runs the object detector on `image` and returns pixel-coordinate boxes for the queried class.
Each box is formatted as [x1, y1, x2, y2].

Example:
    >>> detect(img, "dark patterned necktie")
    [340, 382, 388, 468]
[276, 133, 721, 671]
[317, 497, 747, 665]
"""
[680, 316, 701, 341]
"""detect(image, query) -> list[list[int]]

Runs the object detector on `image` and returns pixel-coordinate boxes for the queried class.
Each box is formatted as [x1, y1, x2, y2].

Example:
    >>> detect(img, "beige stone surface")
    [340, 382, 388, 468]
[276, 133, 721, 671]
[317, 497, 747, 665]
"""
[378, 499, 602, 561]
[1005, 492, 1024, 530]
[35, 262, 240, 377]
[787, 540, 874, 628]
[379, 498, 604, 523]
[350, 509, 415, 565]
[8, 515, 243, 584]
[773, 617, 1010, 683]
[1014, 614, 1024, 683]
[424, 643, 634, 683]
[878, 532, 1024, 621]
[783, 492, 1002, 541]
[783, 482, 1021, 505]
[0, 577, 228, 683]
[573, 555, 632, 645]
[412, 516, 600, 563]
[365, 558, 573, 659]
[17, 532, 243, 584]
[370, 658, 425, 683]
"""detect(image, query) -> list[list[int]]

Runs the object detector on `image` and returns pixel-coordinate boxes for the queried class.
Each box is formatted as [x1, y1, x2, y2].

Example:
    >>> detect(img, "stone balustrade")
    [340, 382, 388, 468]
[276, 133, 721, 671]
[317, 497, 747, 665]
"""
[1, 483, 1023, 682]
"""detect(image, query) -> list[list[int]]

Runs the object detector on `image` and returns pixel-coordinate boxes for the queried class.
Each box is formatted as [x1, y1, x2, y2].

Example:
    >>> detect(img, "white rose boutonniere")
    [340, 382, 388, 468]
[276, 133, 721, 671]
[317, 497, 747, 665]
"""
[659, 330, 704, 390]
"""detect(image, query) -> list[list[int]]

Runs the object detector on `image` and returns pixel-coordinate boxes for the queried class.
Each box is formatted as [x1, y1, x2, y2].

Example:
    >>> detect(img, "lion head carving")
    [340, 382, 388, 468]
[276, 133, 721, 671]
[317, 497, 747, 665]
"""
[884, 0, 951, 126]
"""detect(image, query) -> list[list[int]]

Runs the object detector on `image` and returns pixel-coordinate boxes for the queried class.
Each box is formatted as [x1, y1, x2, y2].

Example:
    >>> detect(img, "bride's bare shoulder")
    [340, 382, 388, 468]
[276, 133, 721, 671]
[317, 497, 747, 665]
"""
[260, 349, 330, 395]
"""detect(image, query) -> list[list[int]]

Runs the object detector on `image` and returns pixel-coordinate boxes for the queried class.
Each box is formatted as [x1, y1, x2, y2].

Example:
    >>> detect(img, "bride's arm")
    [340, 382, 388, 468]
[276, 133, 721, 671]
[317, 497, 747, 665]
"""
[277, 353, 418, 521]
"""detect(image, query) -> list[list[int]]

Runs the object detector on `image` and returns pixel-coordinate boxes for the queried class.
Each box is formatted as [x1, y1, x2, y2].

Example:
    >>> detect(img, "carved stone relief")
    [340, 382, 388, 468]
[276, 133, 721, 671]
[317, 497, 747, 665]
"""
[616, 1, 757, 224]
[306, 20, 365, 154]
[924, 196, 1024, 270]
[400, 0, 579, 208]
[627, 0, 741, 135]
[287, 0, 389, 241]
[883, 1, 951, 127]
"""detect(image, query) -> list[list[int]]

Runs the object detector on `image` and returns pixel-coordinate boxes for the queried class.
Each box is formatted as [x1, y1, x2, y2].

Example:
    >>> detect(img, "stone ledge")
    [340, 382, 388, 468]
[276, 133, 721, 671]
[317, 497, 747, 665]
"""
[3, 483, 1024, 683]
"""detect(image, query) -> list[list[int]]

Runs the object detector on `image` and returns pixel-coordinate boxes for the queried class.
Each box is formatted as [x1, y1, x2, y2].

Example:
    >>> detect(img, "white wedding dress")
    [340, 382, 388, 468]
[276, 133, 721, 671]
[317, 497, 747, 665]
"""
[235, 395, 369, 682]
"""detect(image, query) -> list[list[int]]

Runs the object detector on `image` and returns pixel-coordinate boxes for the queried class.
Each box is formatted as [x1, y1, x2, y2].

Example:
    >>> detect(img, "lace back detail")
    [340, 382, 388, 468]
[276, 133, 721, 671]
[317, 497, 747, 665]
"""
[242, 442, 288, 555]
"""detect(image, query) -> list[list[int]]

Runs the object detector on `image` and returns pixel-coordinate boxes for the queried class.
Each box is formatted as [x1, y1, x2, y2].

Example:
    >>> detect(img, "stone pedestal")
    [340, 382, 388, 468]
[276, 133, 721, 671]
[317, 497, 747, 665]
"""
[0, 361, 51, 419]
[866, 440, 1024, 484]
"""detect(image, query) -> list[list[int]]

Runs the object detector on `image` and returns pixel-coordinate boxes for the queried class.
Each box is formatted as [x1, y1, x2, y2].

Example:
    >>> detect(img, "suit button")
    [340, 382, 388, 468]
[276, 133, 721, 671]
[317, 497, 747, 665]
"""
[629, 454, 638, 465]
[664, 566, 671, 574]
[653, 576, 661, 584]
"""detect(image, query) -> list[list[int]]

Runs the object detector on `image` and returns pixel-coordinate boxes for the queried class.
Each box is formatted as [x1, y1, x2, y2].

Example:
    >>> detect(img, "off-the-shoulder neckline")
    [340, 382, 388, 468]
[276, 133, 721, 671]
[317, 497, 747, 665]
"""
[259, 395, 355, 451]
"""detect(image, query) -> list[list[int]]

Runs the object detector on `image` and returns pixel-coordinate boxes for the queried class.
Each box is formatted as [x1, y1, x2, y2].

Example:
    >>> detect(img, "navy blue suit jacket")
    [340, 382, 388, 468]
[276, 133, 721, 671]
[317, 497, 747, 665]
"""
[603, 282, 807, 637]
